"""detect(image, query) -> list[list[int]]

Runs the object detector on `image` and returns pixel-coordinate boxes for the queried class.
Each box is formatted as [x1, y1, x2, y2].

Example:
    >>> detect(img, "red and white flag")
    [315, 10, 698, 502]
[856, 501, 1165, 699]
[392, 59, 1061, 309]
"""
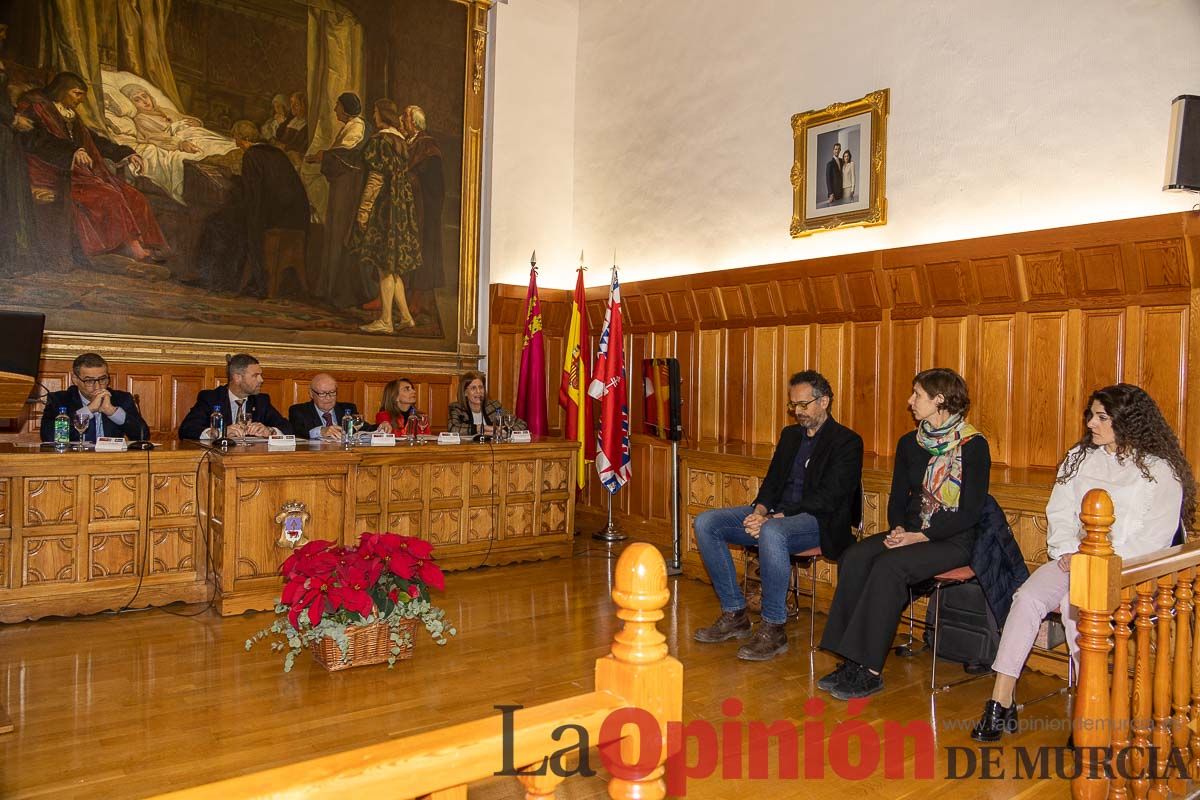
[587, 266, 631, 493]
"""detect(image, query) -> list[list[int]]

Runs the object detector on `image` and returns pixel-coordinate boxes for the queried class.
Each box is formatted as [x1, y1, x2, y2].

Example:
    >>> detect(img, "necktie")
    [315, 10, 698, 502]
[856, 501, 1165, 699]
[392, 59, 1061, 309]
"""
[323, 411, 333, 427]
[234, 399, 245, 423]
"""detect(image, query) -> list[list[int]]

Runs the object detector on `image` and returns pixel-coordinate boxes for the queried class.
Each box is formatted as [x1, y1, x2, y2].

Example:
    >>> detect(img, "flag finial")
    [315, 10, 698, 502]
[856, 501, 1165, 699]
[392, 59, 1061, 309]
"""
[579, 250, 586, 271]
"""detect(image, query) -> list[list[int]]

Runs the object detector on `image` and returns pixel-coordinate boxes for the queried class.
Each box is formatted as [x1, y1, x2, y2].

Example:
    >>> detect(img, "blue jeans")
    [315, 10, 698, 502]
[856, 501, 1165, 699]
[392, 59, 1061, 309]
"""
[694, 504, 821, 625]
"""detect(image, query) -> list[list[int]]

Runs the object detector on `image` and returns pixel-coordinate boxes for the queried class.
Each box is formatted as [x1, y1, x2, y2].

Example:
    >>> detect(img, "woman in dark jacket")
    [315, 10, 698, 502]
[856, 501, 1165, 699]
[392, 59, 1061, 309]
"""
[447, 370, 527, 437]
[818, 367, 991, 700]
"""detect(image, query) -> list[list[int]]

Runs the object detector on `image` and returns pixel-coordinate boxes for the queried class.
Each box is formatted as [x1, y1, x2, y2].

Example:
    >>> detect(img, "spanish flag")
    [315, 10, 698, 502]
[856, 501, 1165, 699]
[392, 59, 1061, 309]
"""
[558, 267, 595, 489]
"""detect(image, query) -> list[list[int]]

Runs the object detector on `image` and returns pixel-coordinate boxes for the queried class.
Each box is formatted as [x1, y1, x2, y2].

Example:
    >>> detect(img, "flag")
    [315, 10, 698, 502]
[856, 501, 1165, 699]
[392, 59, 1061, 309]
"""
[558, 267, 595, 489]
[514, 266, 548, 435]
[587, 266, 631, 493]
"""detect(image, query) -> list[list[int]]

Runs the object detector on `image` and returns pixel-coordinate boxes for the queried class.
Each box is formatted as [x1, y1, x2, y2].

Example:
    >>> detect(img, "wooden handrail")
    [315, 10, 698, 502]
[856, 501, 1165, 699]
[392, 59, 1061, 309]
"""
[1071, 489, 1200, 800]
[150, 543, 682, 800]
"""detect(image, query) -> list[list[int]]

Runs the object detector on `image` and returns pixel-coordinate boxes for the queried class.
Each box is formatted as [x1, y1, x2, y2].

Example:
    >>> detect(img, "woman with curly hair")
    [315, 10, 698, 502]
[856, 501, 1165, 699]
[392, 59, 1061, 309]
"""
[972, 383, 1196, 741]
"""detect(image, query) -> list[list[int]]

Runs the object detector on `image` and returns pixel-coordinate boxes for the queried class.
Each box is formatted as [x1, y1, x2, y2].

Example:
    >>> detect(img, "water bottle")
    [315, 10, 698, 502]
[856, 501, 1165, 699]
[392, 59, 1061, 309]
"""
[54, 406, 70, 450]
[209, 406, 224, 439]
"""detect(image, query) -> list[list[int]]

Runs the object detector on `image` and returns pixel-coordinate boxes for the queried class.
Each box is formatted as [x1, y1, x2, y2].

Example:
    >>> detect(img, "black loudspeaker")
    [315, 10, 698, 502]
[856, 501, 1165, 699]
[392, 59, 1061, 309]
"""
[0, 311, 45, 380]
[641, 358, 683, 441]
[1165, 94, 1200, 191]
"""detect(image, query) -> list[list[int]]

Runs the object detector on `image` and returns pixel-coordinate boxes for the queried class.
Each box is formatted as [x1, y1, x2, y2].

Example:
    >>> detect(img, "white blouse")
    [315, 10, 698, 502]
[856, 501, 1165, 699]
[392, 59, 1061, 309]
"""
[1045, 446, 1182, 560]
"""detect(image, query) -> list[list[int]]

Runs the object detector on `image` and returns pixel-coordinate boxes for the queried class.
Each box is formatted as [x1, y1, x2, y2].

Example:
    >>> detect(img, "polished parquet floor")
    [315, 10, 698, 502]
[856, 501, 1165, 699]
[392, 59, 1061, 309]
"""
[0, 538, 1076, 799]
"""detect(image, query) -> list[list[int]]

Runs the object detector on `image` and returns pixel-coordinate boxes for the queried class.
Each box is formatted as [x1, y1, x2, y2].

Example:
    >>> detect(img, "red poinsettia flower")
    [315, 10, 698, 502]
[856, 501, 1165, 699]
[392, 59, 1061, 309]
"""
[398, 536, 434, 560]
[284, 571, 336, 628]
[280, 540, 338, 580]
[388, 550, 418, 581]
[406, 583, 420, 598]
[413, 558, 445, 591]
[388, 588, 399, 602]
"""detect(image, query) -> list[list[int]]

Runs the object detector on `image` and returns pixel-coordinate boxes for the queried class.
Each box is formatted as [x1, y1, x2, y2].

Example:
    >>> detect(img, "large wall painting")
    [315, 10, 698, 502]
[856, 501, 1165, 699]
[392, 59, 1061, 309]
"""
[0, 0, 490, 365]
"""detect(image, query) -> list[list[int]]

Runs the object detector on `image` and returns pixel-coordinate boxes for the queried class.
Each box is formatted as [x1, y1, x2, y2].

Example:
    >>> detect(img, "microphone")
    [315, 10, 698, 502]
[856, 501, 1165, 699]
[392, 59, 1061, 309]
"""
[127, 393, 155, 450]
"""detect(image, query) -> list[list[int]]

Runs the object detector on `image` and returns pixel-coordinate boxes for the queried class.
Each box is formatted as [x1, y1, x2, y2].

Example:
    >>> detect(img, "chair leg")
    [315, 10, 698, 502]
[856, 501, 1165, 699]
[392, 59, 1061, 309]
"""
[789, 564, 802, 620]
[808, 563, 817, 650]
[894, 588, 928, 657]
[930, 585, 942, 692]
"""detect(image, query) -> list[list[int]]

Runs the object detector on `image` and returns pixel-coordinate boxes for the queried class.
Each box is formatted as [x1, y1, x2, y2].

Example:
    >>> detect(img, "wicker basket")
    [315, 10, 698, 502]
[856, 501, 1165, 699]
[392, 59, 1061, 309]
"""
[311, 619, 417, 671]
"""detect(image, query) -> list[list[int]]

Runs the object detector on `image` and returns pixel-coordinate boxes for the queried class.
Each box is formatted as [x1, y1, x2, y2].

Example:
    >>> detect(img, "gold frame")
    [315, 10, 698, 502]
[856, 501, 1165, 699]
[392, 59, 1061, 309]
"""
[37, 0, 494, 374]
[790, 88, 889, 238]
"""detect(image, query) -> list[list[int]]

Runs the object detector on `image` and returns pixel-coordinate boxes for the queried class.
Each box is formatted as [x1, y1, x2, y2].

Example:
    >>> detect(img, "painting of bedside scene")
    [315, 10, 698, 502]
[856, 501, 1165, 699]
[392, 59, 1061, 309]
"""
[0, 0, 469, 351]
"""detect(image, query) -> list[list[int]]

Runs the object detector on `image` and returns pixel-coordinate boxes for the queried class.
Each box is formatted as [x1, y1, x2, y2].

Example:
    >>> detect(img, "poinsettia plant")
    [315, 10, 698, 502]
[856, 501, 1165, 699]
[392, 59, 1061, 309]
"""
[246, 532, 456, 671]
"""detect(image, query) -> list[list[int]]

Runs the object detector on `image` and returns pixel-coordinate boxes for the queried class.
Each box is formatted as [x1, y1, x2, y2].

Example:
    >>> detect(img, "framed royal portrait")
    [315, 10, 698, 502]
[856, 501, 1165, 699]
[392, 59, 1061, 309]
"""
[790, 88, 889, 238]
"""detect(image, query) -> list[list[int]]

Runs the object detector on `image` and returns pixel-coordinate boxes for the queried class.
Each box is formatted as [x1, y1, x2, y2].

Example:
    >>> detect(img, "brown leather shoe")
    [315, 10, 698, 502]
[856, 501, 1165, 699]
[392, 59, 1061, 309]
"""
[693, 609, 753, 643]
[736, 621, 789, 661]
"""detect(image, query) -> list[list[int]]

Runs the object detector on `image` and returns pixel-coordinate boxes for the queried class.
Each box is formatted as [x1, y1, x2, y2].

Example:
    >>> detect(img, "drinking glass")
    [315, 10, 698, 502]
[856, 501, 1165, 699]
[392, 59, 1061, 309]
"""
[414, 413, 429, 443]
[343, 413, 364, 448]
[72, 409, 91, 451]
[235, 403, 250, 444]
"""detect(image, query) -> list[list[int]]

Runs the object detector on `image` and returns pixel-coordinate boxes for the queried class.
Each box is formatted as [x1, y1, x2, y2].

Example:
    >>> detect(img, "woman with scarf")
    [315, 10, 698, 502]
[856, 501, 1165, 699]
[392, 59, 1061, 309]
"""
[971, 383, 1195, 741]
[818, 367, 990, 700]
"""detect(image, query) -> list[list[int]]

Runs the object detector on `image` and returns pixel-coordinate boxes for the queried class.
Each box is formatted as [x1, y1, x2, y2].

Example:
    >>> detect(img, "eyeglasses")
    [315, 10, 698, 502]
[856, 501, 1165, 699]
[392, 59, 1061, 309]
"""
[786, 397, 821, 411]
[77, 375, 110, 387]
[311, 390, 338, 399]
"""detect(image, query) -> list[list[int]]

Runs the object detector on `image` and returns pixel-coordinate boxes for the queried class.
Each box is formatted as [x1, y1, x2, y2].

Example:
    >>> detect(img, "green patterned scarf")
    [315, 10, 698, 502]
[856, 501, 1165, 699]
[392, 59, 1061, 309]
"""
[915, 414, 982, 528]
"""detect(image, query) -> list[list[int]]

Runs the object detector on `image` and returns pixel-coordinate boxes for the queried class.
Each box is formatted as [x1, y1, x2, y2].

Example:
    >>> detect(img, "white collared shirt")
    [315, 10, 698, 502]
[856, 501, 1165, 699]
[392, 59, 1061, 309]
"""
[1045, 446, 1182, 560]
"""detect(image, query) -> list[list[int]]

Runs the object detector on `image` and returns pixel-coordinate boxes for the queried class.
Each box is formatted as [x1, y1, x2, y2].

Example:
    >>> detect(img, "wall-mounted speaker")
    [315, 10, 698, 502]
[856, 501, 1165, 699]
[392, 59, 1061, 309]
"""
[1165, 94, 1200, 191]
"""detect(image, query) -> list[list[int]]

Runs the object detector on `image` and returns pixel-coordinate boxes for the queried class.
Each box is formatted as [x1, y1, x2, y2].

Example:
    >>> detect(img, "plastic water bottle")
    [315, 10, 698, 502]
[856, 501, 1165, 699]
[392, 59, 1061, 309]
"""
[54, 406, 70, 450]
[209, 406, 224, 439]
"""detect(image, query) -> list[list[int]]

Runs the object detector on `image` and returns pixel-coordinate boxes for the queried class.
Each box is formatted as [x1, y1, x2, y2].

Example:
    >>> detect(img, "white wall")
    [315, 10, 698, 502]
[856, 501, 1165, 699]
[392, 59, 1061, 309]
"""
[484, 0, 581, 300]
[487, 0, 1199, 289]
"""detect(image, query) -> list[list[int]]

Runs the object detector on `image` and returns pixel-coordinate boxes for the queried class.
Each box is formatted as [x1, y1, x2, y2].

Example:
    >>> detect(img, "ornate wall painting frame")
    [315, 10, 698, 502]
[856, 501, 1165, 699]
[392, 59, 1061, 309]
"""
[1, 0, 493, 374]
[790, 88, 889, 238]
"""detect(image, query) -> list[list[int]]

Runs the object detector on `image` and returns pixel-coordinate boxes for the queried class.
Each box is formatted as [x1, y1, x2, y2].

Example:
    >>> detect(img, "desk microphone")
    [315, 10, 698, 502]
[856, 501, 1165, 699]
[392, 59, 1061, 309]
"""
[127, 393, 155, 450]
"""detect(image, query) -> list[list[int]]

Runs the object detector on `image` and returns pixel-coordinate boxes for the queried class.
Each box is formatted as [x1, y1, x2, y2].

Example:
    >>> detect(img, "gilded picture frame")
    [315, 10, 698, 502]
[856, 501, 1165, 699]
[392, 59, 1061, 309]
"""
[1, 0, 493, 374]
[790, 88, 889, 238]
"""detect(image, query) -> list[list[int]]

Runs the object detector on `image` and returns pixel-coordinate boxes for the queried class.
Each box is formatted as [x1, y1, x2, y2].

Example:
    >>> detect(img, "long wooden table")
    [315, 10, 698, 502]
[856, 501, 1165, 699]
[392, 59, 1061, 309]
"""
[0, 438, 578, 621]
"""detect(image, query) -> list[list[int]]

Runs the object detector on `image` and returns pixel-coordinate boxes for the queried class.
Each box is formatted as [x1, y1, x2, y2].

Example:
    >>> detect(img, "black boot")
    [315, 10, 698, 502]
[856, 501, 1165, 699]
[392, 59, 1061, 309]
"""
[736, 621, 789, 661]
[971, 699, 1018, 742]
[693, 609, 753, 643]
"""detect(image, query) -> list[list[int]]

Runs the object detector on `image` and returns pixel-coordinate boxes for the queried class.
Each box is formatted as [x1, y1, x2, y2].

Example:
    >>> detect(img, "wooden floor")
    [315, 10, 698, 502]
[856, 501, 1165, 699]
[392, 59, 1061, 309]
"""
[1, 537, 1082, 799]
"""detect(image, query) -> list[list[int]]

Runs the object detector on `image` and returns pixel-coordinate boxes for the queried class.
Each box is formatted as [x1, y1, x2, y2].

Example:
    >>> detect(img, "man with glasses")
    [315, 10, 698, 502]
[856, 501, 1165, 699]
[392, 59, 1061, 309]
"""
[178, 353, 290, 440]
[39, 353, 148, 443]
[693, 370, 864, 662]
[287, 373, 366, 441]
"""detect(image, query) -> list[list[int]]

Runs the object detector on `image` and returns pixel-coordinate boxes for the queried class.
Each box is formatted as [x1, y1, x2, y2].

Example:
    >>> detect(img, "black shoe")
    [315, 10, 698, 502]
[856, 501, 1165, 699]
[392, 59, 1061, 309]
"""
[830, 663, 884, 700]
[970, 699, 1018, 742]
[693, 609, 753, 643]
[816, 661, 850, 693]
[736, 622, 789, 661]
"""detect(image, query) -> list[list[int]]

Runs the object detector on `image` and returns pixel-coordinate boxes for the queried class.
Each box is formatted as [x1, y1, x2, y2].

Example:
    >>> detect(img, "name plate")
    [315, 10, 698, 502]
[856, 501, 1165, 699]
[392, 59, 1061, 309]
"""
[509, 431, 532, 443]
[95, 436, 128, 452]
[268, 434, 297, 450]
[369, 433, 396, 446]
[437, 432, 462, 445]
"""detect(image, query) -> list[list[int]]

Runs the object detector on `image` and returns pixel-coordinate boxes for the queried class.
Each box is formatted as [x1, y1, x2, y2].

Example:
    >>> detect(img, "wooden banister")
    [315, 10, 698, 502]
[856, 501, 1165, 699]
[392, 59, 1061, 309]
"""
[1072, 488, 1200, 800]
[150, 543, 682, 800]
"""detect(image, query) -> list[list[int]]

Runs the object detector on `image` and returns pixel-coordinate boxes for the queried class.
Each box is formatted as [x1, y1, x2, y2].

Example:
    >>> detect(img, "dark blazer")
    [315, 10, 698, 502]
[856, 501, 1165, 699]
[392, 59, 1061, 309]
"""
[753, 416, 864, 561]
[288, 401, 362, 439]
[448, 399, 528, 436]
[970, 495, 1030, 628]
[39, 386, 147, 442]
[178, 386, 291, 440]
[826, 156, 843, 200]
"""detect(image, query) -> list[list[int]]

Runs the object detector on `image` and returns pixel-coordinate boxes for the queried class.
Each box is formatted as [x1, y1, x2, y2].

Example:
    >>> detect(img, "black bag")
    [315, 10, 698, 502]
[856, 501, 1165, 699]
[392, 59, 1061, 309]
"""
[922, 579, 1000, 669]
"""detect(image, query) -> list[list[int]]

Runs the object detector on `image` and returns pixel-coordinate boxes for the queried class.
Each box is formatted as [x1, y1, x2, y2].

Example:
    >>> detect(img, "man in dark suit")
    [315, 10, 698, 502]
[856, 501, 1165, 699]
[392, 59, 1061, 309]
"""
[287, 373, 362, 441]
[826, 142, 844, 204]
[692, 369, 864, 662]
[40, 352, 148, 442]
[178, 353, 291, 440]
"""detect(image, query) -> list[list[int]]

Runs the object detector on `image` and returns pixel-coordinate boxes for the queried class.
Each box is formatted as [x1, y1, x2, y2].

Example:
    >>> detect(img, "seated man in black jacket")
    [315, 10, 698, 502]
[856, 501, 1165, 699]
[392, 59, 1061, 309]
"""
[693, 370, 864, 662]
[39, 352, 148, 443]
[178, 353, 290, 440]
[287, 373, 362, 441]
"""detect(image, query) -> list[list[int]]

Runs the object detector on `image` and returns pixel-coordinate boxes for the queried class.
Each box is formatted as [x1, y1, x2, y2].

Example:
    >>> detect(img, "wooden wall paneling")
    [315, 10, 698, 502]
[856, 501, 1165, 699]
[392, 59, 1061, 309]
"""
[975, 315, 1018, 465]
[1136, 306, 1188, 435]
[1134, 238, 1189, 295]
[815, 324, 847, 420]
[724, 328, 751, 444]
[717, 286, 750, 326]
[1079, 309, 1125, 396]
[777, 280, 811, 319]
[1024, 312, 1069, 468]
[627, 333, 649, 435]
[751, 326, 781, 446]
[930, 316, 969, 377]
[124, 373, 163, 433]
[883, 265, 926, 318]
[849, 322, 881, 455]
[923, 260, 971, 315]
[697, 330, 723, 442]
[171, 375, 205, 433]
[888, 318, 923, 452]
[674, 330, 698, 444]
[968, 256, 1021, 306]
[1076, 244, 1128, 300]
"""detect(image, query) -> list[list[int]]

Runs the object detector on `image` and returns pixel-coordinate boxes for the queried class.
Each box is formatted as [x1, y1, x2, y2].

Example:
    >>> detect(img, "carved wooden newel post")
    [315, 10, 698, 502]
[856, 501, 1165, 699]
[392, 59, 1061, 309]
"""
[595, 543, 683, 800]
[1071, 489, 1118, 800]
